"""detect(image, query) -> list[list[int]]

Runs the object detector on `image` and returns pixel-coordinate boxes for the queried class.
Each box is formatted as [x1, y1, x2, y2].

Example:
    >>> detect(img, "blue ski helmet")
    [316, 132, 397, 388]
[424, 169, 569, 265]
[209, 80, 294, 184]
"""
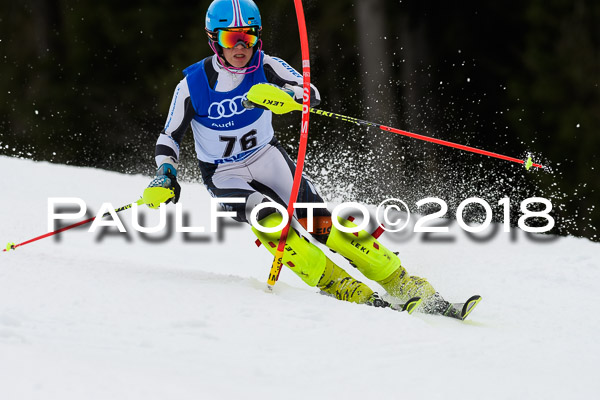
[205, 0, 262, 33]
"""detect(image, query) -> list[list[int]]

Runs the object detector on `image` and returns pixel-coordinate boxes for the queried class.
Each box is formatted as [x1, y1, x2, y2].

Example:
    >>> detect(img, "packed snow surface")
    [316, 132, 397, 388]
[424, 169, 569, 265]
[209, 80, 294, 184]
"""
[1, 156, 599, 399]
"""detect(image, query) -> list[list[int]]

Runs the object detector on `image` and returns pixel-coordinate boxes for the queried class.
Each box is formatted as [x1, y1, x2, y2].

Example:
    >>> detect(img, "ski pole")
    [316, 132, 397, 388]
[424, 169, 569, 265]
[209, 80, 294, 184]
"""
[266, 0, 312, 287]
[3, 198, 145, 252]
[246, 84, 544, 170]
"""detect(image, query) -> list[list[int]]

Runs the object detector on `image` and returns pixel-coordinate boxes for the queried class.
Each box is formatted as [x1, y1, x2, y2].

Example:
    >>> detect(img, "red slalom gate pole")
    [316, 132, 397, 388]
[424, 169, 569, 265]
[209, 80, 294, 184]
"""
[267, 0, 311, 287]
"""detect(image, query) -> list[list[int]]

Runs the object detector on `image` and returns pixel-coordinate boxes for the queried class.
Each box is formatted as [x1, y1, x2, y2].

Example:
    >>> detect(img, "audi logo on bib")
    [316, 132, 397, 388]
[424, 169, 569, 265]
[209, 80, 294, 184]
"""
[208, 94, 248, 119]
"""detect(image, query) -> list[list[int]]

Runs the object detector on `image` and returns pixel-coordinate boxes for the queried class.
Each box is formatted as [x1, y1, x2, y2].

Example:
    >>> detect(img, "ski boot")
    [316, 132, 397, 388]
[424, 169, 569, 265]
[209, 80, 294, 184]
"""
[364, 292, 390, 308]
[317, 258, 375, 304]
[254, 213, 376, 306]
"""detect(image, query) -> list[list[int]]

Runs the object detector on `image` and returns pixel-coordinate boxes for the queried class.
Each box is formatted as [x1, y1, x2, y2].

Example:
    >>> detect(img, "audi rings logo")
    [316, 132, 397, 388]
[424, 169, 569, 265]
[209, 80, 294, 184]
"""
[208, 94, 248, 120]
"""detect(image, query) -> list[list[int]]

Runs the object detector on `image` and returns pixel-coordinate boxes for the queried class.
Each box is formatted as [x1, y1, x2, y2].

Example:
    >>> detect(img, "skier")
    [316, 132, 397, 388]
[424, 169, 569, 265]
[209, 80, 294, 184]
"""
[145, 0, 463, 317]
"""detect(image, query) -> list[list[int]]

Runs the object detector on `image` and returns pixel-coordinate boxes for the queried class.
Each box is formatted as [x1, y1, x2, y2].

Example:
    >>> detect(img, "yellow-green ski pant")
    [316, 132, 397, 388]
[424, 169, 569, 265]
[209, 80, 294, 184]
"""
[325, 216, 437, 302]
[254, 213, 437, 304]
[252, 214, 374, 304]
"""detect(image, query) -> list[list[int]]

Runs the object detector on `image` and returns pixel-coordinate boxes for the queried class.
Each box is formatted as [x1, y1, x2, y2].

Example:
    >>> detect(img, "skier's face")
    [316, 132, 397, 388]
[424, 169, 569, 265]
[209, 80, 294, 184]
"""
[222, 44, 253, 68]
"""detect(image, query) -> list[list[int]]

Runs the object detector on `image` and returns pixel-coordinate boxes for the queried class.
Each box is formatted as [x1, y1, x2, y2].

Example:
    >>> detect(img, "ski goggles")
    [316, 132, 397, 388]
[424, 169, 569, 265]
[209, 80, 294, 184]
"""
[216, 27, 260, 49]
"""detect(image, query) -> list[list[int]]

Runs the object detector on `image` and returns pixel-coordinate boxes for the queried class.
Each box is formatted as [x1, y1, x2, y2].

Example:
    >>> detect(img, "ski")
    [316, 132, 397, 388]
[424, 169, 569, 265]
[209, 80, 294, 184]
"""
[389, 296, 423, 315]
[444, 295, 482, 321]
[364, 295, 422, 314]
[319, 291, 422, 314]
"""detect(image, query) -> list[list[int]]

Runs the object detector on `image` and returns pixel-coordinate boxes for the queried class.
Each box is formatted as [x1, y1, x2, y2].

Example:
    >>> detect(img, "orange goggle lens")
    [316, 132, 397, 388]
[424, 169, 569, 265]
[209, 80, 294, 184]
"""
[217, 28, 259, 49]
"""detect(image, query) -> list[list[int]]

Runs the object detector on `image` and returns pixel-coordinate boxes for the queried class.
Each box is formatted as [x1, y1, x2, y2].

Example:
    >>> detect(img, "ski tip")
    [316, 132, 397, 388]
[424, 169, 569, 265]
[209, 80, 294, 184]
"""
[460, 295, 482, 320]
[403, 297, 423, 314]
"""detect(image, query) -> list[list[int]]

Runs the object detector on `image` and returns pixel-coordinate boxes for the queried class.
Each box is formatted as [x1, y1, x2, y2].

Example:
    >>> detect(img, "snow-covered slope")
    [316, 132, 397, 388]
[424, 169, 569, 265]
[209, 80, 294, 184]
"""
[1, 156, 599, 400]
